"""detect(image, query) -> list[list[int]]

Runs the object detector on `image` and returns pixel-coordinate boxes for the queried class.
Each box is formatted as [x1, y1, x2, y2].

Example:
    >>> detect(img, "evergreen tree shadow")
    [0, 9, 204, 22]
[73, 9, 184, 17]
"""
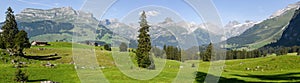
[232, 72, 300, 82]
[27, 79, 48, 82]
[195, 71, 247, 83]
[22, 54, 61, 60]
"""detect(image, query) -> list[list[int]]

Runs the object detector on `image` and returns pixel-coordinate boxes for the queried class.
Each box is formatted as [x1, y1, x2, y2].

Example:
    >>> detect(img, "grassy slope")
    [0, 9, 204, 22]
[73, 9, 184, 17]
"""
[208, 55, 300, 82]
[0, 42, 300, 83]
[0, 64, 79, 83]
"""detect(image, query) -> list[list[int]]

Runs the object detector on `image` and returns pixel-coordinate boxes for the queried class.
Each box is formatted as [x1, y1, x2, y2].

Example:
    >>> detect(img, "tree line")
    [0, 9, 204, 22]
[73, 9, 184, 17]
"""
[163, 45, 181, 61]
[258, 46, 300, 56]
[199, 43, 274, 61]
[200, 43, 300, 61]
[136, 42, 300, 62]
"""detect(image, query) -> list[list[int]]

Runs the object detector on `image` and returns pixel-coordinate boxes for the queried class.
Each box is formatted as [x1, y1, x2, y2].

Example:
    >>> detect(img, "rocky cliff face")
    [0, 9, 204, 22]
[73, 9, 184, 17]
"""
[14, 7, 112, 42]
[16, 7, 95, 23]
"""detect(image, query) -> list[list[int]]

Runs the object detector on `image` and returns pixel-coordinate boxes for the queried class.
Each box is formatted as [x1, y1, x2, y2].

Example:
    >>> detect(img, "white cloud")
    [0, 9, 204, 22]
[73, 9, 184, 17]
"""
[140, 10, 160, 17]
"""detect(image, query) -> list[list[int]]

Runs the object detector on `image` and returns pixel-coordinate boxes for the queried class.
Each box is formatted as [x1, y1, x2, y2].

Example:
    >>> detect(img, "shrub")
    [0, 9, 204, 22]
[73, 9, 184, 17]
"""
[192, 63, 195, 67]
[14, 68, 28, 82]
[119, 42, 128, 52]
[104, 44, 111, 51]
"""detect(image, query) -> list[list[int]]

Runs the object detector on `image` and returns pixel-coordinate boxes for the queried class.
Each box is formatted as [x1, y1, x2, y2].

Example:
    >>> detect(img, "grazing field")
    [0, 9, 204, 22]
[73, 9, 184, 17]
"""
[0, 64, 80, 83]
[196, 55, 300, 83]
[0, 42, 299, 83]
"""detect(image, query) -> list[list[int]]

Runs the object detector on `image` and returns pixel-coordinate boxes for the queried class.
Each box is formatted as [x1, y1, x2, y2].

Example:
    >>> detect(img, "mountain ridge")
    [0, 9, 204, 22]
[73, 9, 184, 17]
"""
[14, 7, 113, 42]
[225, 2, 299, 50]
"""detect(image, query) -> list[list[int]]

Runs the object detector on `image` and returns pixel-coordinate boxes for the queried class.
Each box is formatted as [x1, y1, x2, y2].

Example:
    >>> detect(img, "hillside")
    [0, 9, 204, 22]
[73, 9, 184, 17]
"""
[272, 7, 300, 46]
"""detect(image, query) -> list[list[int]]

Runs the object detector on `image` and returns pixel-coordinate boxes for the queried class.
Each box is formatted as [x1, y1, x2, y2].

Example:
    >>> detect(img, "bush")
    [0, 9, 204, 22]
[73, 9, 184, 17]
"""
[147, 56, 155, 70]
[119, 42, 128, 52]
[104, 44, 111, 51]
[192, 63, 195, 67]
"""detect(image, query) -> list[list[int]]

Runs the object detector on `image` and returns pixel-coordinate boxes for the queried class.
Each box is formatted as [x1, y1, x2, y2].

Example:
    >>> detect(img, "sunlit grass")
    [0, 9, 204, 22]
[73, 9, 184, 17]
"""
[1, 42, 300, 82]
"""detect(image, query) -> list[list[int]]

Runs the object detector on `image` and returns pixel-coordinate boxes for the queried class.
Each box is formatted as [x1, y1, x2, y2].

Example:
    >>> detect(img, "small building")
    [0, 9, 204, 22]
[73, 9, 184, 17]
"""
[31, 41, 50, 46]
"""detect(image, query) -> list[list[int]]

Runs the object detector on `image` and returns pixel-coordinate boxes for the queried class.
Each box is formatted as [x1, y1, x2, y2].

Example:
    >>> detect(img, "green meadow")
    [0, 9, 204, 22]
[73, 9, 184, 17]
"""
[0, 42, 299, 83]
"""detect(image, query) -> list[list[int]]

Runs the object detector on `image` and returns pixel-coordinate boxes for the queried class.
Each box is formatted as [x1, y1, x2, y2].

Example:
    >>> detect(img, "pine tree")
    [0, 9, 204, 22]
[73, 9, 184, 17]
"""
[176, 47, 181, 61]
[163, 44, 166, 51]
[0, 35, 4, 49]
[1, 7, 19, 51]
[136, 11, 154, 69]
[14, 30, 31, 55]
[203, 43, 214, 61]
[1, 7, 30, 56]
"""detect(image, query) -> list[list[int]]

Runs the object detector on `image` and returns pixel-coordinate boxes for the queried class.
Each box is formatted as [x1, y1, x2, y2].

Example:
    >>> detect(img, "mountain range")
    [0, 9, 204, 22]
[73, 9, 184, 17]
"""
[1, 1, 300, 49]
[0, 6, 253, 49]
[99, 16, 255, 48]
[1, 7, 113, 42]
[226, 2, 300, 50]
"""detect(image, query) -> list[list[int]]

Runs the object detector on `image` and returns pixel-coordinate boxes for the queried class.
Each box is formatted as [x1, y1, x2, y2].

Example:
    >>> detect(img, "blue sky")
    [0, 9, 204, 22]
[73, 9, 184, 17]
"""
[0, 0, 299, 24]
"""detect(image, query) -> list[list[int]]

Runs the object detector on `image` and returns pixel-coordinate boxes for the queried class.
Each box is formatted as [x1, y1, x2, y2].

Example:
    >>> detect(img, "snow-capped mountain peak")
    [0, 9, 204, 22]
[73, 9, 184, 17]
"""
[269, 1, 300, 19]
[224, 20, 258, 39]
[225, 21, 240, 28]
[176, 21, 199, 34]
